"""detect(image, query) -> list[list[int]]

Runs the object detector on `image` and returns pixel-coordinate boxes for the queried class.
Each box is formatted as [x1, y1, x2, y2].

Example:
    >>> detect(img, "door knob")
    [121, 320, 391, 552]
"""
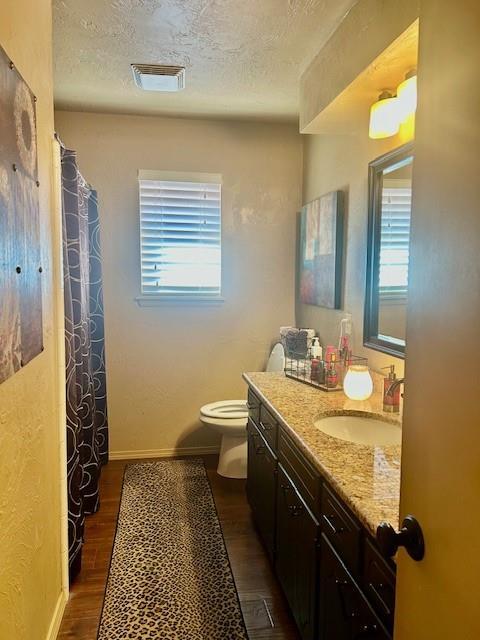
[376, 515, 425, 561]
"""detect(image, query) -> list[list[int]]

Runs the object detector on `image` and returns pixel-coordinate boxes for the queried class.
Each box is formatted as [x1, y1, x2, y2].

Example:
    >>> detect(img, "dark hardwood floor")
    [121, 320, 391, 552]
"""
[58, 455, 299, 639]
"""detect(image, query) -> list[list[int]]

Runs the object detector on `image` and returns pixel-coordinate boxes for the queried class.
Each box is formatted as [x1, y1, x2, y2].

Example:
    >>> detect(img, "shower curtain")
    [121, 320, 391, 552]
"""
[61, 147, 108, 582]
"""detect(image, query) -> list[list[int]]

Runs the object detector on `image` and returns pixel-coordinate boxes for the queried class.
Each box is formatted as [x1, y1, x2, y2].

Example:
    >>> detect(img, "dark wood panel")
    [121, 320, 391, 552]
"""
[278, 427, 321, 515]
[321, 484, 362, 576]
[58, 456, 299, 640]
[246, 419, 277, 562]
[318, 534, 391, 640]
[276, 465, 319, 640]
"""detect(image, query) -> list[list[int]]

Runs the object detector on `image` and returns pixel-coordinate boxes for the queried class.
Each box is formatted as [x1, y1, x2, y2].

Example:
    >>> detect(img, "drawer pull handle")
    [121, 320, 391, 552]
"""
[368, 582, 391, 616]
[323, 513, 345, 535]
[255, 445, 265, 455]
[288, 504, 303, 517]
[247, 403, 257, 411]
[280, 483, 291, 492]
[357, 624, 378, 636]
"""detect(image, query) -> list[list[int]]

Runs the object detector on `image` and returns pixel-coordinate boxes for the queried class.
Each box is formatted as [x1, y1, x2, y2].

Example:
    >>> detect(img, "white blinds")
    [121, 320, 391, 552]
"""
[139, 178, 222, 297]
[379, 183, 412, 299]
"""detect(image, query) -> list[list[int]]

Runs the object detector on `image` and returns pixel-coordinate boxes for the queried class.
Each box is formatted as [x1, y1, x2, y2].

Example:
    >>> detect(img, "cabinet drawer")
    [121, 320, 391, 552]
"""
[363, 539, 396, 632]
[259, 404, 278, 450]
[247, 388, 261, 427]
[321, 485, 361, 575]
[278, 428, 321, 515]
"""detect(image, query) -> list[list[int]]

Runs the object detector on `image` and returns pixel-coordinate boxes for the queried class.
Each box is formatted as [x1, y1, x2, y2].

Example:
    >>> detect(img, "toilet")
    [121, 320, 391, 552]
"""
[199, 342, 285, 479]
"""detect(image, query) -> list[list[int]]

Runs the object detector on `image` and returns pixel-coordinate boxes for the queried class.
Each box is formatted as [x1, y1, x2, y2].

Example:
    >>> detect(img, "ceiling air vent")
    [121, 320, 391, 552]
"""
[131, 64, 185, 92]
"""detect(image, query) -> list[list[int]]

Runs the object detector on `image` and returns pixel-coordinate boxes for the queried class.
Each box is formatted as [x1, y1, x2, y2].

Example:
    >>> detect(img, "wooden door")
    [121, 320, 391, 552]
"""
[276, 465, 318, 640]
[318, 535, 390, 640]
[246, 420, 277, 561]
[395, 2, 480, 638]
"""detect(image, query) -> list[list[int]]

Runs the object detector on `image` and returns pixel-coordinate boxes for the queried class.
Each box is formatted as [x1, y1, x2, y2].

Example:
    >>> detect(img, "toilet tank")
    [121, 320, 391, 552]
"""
[266, 343, 285, 372]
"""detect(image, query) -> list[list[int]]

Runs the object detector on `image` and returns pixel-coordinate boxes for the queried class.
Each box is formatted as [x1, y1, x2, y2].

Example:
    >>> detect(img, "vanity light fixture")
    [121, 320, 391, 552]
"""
[368, 91, 400, 139]
[369, 71, 418, 140]
[343, 365, 374, 401]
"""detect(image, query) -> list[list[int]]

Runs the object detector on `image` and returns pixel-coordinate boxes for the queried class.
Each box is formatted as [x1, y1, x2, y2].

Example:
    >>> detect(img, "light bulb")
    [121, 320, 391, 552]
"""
[343, 366, 374, 401]
[397, 74, 417, 122]
[369, 92, 400, 139]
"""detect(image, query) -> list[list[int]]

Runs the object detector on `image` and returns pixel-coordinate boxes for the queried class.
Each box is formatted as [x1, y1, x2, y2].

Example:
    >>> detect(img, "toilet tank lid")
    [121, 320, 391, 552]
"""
[266, 342, 285, 372]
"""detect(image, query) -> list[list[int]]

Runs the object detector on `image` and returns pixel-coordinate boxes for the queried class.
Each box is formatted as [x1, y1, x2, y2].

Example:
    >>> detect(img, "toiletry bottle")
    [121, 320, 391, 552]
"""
[311, 337, 322, 359]
[383, 365, 400, 412]
[325, 345, 336, 364]
[326, 353, 339, 389]
[310, 357, 320, 382]
[338, 313, 353, 354]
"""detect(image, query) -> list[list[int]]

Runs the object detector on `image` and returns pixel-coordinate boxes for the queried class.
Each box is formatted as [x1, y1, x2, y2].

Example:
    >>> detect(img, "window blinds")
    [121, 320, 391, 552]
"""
[139, 178, 222, 297]
[379, 183, 412, 299]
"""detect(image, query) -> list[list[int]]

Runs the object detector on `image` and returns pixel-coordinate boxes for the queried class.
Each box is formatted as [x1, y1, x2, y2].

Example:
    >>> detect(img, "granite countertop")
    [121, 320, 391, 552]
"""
[243, 371, 401, 537]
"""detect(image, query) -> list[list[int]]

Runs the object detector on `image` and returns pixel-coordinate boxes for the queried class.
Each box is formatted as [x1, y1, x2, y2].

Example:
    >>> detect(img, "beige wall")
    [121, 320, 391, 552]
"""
[298, 130, 407, 375]
[395, 0, 480, 637]
[55, 111, 302, 457]
[0, 2, 66, 640]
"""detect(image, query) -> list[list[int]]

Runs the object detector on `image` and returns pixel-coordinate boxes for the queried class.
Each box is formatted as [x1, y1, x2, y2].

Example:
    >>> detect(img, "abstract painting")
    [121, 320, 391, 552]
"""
[0, 44, 43, 384]
[299, 190, 344, 309]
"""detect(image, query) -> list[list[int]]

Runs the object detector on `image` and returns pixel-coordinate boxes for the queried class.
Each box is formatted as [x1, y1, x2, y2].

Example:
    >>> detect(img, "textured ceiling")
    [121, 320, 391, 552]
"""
[53, 0, 358, 121]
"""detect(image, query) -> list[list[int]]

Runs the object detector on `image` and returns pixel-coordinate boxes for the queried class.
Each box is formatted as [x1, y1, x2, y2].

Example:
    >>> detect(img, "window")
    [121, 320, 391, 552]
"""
[139, 171, 222, 299]
[379, 179, 412, 300]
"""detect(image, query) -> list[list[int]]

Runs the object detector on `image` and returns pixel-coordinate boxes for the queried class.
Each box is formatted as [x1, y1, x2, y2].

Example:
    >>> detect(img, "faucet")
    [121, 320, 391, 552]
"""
[385, 378, 405, 397]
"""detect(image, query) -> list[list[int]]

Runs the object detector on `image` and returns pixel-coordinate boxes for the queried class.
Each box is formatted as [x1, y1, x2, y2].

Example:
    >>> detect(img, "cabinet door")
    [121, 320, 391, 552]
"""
[276, 465, 319, 640]
[246, 420, 277, 562]
[319, 534, 391, 640]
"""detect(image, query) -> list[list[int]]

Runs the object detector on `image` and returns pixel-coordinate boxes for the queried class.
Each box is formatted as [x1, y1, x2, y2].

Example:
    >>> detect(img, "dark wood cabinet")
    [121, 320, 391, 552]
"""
[276, 465, 319, 640]
[246, 419, 277, 562]
[246, 386, 396, 640]
[319, 535, 390, 640]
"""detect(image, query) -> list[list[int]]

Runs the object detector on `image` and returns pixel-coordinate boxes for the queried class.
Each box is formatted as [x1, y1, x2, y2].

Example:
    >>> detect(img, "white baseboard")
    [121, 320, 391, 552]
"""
[46, 590, 68, 640]
[109, 445, 220, 461]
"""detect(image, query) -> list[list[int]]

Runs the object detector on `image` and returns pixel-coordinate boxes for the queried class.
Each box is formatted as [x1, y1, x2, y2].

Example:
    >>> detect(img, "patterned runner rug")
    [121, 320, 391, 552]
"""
[97, 459, 248, 639]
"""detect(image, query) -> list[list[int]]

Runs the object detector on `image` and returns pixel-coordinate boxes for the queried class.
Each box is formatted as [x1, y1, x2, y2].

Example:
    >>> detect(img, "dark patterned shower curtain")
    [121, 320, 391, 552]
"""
[61, 147, 108, 582]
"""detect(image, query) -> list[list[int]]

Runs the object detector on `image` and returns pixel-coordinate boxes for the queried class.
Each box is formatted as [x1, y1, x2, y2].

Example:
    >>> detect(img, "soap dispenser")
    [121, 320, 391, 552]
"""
[383, 365, 400, 413]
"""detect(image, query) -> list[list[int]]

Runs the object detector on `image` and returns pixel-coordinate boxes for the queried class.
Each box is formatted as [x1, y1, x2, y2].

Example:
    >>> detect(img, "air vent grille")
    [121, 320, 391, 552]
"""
[131, 64, 185, 92]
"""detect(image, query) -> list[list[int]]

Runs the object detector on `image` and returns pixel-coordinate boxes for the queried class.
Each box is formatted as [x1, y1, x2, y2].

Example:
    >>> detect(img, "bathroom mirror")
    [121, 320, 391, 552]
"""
[364, 142, 414, 358]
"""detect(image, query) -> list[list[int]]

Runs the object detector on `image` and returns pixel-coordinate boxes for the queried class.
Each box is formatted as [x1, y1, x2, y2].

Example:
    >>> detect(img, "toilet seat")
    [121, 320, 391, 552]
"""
[200, 400, 248, 420]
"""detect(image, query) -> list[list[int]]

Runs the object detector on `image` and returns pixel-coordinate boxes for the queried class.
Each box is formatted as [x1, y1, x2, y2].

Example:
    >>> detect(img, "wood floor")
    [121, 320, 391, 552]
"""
[58, 455, 299, 639]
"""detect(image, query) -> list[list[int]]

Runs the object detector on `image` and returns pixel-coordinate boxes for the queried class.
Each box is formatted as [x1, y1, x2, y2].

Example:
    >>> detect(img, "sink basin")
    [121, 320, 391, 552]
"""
[315, 415, 401, 446]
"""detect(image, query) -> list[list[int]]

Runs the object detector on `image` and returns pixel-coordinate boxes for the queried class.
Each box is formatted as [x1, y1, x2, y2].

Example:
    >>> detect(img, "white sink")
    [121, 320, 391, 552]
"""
[315, 415, 401, 446]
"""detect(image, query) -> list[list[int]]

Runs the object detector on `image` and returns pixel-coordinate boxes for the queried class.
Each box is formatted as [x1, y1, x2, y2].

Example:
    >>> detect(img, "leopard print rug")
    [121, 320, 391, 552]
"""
[97, 459, 248, 639]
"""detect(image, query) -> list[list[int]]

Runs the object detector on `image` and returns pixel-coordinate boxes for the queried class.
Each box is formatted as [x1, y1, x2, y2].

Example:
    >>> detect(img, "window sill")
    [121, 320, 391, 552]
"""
[135, 295, 225, 307]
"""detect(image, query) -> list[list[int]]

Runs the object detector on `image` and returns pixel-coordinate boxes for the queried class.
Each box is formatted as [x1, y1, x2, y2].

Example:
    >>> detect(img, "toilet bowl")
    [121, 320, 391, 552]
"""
[199, 343, 285, 479]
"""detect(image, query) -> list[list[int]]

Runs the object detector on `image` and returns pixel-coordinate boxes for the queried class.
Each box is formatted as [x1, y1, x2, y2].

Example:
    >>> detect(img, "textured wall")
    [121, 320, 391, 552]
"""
[0, 1, 66, 640]
[55, 110, 302, 457]
[299, 131, 406, 376]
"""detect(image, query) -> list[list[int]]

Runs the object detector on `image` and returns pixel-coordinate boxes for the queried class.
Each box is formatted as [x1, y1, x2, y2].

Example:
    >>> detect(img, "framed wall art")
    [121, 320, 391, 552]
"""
[0, 44, 43, 384]
[299, 190, 344, 309]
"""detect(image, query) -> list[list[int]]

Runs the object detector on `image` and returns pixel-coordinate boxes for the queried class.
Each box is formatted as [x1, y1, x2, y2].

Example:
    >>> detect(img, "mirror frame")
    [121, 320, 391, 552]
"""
[364, 141, 414, 359]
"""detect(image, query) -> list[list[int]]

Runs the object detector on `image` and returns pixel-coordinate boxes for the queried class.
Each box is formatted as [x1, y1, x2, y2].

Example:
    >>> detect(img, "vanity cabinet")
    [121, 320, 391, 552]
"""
[246, 386, 397, 640]
[276, 465, 319, 640]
